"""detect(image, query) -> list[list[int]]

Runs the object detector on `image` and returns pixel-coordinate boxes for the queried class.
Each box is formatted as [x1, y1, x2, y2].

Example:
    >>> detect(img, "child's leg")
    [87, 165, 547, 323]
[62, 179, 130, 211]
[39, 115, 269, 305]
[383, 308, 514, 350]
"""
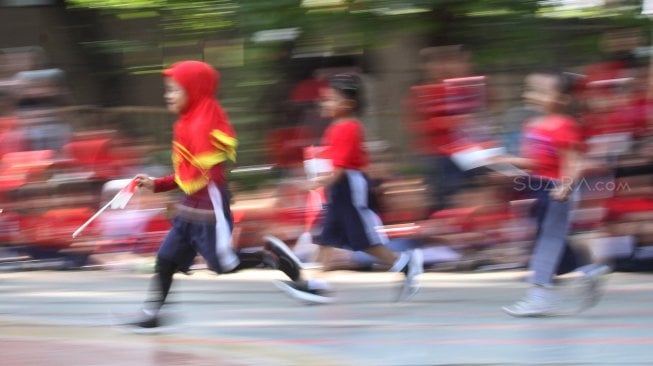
[362, 245, 398, 267]
[530, 199, 571, 286]
[143, 257, 177, 315]
[316, 245, 333, 264]
[556, 243, 583, 275]
[141, 219, 195, 316]
[316, 246, 354, 271]
[503, 197, 576, 317]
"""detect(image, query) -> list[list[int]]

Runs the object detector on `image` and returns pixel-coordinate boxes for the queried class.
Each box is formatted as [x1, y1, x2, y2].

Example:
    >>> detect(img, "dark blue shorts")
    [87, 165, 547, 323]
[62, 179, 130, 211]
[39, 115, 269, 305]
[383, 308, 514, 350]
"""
[157, 183, 238, 273]
[316, 170, 388, 251]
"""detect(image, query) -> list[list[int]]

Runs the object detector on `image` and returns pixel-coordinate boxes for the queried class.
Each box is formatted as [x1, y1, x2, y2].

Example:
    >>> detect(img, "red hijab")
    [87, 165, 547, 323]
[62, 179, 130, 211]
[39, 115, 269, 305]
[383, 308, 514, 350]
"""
[163, 61, 237, 194]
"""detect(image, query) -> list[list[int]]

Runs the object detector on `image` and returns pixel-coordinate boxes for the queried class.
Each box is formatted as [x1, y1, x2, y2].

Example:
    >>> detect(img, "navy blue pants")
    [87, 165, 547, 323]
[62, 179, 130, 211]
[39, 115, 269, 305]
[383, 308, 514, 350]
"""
[157, 182, 238, 274]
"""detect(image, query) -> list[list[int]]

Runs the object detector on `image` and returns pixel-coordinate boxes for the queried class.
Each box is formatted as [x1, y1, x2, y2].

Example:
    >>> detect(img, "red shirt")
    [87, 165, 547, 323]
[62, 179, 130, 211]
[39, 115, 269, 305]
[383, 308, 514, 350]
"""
[405, 79, 485, 156]
[582, 99, 648, 139]
[321, 119, 368, 170]
[405, 83, 458, 156]
[521, 115, 582, 180]
[605, 196, 653, 222]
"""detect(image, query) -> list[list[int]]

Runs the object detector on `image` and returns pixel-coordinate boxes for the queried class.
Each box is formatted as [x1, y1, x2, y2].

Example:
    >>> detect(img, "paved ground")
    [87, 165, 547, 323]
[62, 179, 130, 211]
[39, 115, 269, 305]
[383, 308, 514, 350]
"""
[1, 267, 653, 366]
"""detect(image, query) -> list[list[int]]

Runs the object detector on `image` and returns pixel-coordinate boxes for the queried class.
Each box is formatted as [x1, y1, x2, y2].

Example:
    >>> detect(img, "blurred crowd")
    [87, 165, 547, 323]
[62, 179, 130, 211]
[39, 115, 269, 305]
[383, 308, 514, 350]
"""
[0, 47, 173, 269]
[1, 27, 652, 272]
[401, 30, 652, 272]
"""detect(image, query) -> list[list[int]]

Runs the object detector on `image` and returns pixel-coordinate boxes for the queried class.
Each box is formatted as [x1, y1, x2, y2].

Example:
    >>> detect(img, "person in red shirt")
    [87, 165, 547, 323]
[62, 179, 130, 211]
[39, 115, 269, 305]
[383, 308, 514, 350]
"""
[126, 61, 307, 332]
[495, 72, 609, 317]
[580, 28, 650, 150]
[274, 73, 424, 303]
[404, 45, 487, 212]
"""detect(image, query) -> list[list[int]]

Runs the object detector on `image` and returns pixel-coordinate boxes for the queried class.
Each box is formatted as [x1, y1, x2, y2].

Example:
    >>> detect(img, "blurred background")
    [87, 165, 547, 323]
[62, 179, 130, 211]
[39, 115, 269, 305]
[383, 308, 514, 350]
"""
[0, 0, 651, 273]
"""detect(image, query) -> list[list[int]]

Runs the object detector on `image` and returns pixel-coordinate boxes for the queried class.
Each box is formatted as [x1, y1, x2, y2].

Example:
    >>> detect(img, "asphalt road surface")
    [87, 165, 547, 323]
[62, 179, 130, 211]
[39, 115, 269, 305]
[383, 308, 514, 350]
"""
[1, 268, 652, 366]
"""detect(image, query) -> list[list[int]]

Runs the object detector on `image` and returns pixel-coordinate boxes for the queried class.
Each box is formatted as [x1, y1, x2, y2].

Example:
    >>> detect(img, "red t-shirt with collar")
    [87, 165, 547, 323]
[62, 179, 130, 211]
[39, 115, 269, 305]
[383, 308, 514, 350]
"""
[521, 114, 582, 180]
[321, 118, 368, 170]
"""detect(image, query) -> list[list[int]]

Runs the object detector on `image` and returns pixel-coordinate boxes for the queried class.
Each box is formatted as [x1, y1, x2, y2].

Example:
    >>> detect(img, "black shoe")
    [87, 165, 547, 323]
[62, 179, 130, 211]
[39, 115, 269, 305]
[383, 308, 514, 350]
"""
[264, 235, 304, 281]
[273, 280, 334, 304]
[231, 250, 279, 272]
[260, 249, 279, 269]
[124, 314, 170, 334]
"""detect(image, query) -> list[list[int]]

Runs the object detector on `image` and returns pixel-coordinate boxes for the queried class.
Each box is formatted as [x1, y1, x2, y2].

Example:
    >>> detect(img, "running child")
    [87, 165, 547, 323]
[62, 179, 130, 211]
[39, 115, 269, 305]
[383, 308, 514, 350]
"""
[274, 73, 424, 303]
[127, 60, 304, 332]
[494, 71, 609, 317]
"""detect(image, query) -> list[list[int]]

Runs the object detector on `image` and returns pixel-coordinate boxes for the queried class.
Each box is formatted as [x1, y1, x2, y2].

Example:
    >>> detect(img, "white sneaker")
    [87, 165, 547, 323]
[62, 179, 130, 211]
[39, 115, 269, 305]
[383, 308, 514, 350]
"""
[397, 249, 424, 302]
[503, 286, 562, 317]
[577, 264, 611, 312]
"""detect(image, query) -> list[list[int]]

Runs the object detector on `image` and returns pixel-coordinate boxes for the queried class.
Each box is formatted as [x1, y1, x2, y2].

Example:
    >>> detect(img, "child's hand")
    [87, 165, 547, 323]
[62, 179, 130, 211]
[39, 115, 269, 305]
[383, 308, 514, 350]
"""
[134, 174, 155, 191]
[550, 184, 572, 202]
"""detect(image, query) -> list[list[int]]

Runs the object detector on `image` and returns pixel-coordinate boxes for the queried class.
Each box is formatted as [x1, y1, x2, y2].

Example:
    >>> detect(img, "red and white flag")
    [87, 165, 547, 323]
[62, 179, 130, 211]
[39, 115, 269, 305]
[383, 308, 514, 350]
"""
[110, 178, 138, 209]
[72, 178, 138, 238]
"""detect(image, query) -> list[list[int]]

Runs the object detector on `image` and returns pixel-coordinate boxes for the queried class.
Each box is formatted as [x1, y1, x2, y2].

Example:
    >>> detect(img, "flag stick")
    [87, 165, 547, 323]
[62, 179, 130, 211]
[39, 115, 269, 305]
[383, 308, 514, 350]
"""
[72, 180, 135, 238]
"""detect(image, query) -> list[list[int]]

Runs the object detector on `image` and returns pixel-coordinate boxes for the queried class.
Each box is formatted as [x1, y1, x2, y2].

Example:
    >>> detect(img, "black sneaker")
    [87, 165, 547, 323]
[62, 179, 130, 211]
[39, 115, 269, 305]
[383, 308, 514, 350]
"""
[264, 235, 304, 281]
[260, 249, 279, 269]
[123, 314, 171, 334]
[273, 280, 334, 304]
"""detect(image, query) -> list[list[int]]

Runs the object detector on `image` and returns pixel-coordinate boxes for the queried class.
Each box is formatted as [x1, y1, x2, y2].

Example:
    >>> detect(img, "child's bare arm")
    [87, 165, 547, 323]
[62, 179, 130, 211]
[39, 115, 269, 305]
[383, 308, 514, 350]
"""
[490, 154, 536, 170]
[551, 148, 580, 201]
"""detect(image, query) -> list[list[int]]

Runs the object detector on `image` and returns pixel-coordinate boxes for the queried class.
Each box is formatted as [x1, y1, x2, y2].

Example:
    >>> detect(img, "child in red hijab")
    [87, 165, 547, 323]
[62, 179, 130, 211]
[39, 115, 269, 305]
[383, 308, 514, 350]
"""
[129, 61, 304, 332]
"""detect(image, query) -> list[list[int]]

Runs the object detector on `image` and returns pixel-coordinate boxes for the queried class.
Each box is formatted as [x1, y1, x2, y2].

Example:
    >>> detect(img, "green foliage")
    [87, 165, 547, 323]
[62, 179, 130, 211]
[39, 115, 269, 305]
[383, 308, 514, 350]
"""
[67, 0, 166, 9]
[228, 168, 279, 191]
